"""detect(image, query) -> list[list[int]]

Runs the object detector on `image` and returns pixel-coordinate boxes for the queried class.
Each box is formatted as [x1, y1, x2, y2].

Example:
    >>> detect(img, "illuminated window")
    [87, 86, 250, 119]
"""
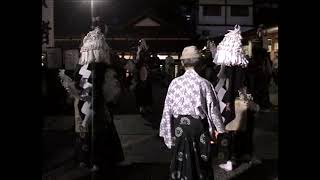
[118, 55, 133, 60]
[42, 53, 46, 66]
[175, 65, 179, 77]
[268, 39, 272, 52]
[157, 55, 168, 60]
[157, 55, 179, 60]
[274, 42, 278, 51]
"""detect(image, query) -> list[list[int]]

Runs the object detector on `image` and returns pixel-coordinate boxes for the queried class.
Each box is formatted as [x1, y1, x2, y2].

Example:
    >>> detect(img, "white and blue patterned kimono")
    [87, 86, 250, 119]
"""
[159, 69, 226, 149]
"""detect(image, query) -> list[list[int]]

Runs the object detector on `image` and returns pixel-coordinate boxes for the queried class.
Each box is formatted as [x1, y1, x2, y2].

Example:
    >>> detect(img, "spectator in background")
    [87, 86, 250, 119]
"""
[135, 39, 153, 115]
[272, 52, 278, 86]
[124, 58, 136, 91]
[248, 48, 273, 111]
[196, 40, 219, 86]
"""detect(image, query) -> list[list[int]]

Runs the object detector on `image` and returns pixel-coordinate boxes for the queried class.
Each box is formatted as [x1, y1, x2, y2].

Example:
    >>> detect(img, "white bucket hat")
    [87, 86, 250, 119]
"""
[180, 46, 200, 60]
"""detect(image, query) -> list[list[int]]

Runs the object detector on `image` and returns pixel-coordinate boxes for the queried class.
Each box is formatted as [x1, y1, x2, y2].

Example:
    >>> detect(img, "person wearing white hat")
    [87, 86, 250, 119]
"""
[160, 46, 226, 180]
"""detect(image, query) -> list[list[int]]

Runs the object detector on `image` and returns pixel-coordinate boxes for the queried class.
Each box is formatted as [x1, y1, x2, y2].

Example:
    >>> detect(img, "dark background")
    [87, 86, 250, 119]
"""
[0, 0, 314, 180]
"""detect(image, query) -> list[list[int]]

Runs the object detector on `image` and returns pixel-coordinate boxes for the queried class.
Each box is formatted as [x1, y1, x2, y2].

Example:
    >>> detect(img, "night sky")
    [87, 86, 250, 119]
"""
[54, 0, 195, 38]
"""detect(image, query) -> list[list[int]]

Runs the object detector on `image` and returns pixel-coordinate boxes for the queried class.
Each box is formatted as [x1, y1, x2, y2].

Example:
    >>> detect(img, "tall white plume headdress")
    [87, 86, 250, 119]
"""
[79, 27, 110, 65]
[213, 25, 248, 67]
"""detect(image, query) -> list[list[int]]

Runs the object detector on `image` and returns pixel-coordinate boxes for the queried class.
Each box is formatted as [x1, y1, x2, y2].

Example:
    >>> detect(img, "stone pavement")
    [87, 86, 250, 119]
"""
[215, 109, 278, 180]
[43, 109, 278, 180]
[43, 81, 278, 180]
[114, 114, 171, 163]
[42, 116, 74, 172]
[42, 114, 161, 172]
[42, 113, 168, 178]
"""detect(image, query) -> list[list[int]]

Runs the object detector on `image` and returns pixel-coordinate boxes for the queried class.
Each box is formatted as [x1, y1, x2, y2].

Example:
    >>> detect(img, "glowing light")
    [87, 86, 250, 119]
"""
[157, 55, 168, 60]
[266, 27, 278, 33]
[118, 55, 133, 59]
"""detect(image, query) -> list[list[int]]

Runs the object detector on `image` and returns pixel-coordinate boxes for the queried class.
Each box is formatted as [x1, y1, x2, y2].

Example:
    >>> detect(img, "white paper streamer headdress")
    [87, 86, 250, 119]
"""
[79, 27, 110, 65]
[213, 25, 248, 67]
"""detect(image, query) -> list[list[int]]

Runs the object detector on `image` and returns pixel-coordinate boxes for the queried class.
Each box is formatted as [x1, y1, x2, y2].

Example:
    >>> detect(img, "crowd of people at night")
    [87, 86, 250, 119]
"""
[57, 17, 278, 179]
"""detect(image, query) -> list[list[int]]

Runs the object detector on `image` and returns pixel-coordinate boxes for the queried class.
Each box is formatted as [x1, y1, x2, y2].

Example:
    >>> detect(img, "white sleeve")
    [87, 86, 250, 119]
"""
[159, 81, 175, 149]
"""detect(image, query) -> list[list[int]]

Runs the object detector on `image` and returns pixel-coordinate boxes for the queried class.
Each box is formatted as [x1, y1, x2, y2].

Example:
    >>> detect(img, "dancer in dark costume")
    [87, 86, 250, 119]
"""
[213, 25, 259, 171]
[160, 46, 226, 180]
[59, 18, 124, 172]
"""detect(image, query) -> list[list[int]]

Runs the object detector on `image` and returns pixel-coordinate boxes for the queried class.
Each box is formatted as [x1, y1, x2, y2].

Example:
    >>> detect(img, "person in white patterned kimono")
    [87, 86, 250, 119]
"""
[159, 46, 226, 180]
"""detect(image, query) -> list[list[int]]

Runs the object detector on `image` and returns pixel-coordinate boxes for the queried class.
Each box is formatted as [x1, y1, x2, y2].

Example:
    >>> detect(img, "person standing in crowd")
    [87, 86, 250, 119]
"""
[264, 51, 273, 89]
[134, 39, 153, 115]
[152, 53, 164, 82]
[59, 17, 124, 172]
[165, 54, 175, 85]
[160, 46, 225, 180]
[272, 52, 278, 86]
[210, 25, 260, 171]
[249, 48, 273, 111]
[196, 39, 219, 86]
[124, 58, 136, 92]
